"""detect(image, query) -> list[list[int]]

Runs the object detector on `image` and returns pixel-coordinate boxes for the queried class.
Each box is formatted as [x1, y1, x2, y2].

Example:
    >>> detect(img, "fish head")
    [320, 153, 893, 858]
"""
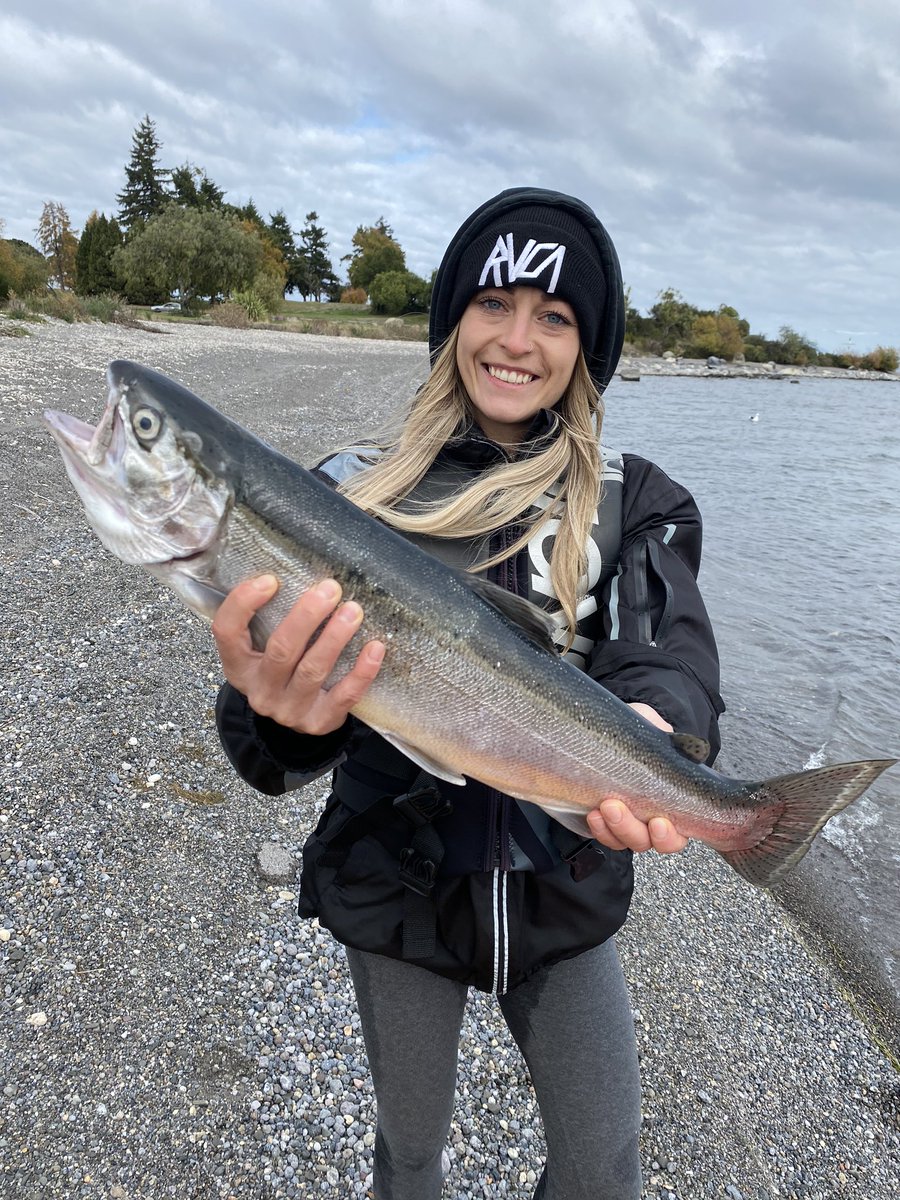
[43, 360, 232, 567]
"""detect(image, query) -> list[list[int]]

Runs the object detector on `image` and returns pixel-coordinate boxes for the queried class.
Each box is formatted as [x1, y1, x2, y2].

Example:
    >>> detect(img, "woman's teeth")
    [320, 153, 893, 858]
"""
[487, 366, 536, 385]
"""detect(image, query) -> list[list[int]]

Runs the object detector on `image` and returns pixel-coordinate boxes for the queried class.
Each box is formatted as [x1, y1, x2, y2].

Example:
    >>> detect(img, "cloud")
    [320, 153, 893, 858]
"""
[1, 0, 898, 351]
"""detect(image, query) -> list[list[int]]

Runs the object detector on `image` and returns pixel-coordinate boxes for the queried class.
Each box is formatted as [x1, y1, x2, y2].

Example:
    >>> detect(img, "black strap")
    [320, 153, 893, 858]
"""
[393, 776, 453, 960]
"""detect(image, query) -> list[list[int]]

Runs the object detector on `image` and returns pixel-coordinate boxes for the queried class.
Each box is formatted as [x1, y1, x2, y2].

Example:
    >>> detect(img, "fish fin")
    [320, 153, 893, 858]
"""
[377, 731, 467, 786]
[150, 566, 227, 622]
[720, 758, 896, 888]
[464, 576, 559, 654]
[670, 732, 711, 763]
[544, 808, 594, 839]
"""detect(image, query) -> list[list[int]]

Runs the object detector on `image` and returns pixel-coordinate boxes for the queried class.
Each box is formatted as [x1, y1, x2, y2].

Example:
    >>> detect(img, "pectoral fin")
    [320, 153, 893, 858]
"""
[377, 731, 467, 786]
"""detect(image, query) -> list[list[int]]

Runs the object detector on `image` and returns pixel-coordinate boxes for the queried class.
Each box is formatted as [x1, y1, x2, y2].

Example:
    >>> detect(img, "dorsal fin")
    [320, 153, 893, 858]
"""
[464, 575, 559, 654]
[670, 732, 711, 763]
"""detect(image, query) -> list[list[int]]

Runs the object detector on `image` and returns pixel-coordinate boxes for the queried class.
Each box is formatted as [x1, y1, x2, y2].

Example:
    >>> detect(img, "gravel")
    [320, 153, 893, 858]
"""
[1, 316, 897, 1199]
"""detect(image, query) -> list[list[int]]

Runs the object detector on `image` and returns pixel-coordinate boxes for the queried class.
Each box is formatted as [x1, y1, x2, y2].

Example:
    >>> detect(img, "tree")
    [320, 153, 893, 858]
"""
[647, 288, 697, 351]
[171, 163, 225, 210]
[776, 325, 818, 367]
[345, 218, 405, 291]
[75, 212, 124, 295]
[298, 211, 336, 300]
[114, 206, 264, 307]
[117, 115, 170, 235]
[267, 209, 307, 298]
[0, 237, 51, 298]
[368, 269, 431, 315]
[36, 201, 78, 289]
[688, 306, 745, 360]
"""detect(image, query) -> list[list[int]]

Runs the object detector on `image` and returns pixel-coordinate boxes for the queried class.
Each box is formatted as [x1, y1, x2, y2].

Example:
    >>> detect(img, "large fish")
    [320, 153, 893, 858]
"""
[44, 361, 894, 887]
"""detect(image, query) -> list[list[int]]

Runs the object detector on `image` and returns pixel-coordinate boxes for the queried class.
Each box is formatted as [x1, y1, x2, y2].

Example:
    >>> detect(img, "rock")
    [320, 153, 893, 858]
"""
[383, 317, 404, 331]
[256, 842, 296, 886]
[619, 369, 641, 381]
[662, 350, 676, 360]
[706, 355, 725, 367]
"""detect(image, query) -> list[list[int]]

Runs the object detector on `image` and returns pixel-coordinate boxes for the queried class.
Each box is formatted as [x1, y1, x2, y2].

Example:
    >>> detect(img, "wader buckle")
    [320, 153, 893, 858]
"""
[392, 784, 452, 828]
[398, 847, 438, 898]
[560, 838, 606, 882]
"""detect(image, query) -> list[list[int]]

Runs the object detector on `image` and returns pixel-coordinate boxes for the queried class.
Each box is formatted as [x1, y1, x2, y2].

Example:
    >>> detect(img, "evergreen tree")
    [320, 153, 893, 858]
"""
[298, 211, 335, 301]
[267, 209, 304, 297]
[171, 163, 225, 210]
[117, 115, 170, 235]
[74, 212, 97, 295]
[75, 213, 124, 295]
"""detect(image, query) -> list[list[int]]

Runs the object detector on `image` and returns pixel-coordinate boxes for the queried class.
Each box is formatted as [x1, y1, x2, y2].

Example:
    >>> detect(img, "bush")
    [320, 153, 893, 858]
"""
[231, 289, 268, 322]
[340, 287, 368, 305]
[860, 345, 899, 373]
[209, 301, 250, 328]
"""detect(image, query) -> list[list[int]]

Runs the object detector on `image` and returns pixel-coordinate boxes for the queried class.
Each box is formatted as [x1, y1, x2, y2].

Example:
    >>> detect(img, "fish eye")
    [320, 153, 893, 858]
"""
[132, 406, 163, 442]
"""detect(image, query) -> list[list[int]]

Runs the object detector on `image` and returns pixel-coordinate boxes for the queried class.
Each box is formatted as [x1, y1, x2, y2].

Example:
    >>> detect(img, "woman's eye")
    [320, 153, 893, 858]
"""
[132, 407, 163, 442]
[543, 310, 574, 327]
[478, 296, 505, 312]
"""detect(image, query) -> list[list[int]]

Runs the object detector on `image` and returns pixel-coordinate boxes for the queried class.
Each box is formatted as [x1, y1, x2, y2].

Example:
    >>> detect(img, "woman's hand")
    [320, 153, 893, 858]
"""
[585, 703, 690, 855]
[212, 575, 385, 735]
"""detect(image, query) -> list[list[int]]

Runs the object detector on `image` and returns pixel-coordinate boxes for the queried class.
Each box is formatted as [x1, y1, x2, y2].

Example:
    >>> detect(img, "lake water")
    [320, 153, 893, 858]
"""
[602, 374, 900, 1009]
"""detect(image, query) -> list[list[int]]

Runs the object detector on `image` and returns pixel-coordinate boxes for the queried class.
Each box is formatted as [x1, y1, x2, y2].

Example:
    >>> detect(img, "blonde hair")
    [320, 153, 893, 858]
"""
[339, 327, 605, 646]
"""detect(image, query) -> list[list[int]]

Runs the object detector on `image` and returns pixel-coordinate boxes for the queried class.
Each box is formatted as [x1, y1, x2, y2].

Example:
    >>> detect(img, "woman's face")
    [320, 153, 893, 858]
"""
[455, 286, 581, 447]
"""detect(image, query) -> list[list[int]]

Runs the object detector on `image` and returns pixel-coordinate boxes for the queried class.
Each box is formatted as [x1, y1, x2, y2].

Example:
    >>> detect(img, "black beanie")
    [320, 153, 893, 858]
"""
[446, 205, 605, 351]
[430, 188, 625, 394]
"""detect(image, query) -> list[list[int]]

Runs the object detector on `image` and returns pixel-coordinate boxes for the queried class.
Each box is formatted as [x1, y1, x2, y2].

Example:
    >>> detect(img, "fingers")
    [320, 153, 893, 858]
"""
[212, 575, 385, 735]
[587, 801, 688, 855]
[212, 574, 279, 663]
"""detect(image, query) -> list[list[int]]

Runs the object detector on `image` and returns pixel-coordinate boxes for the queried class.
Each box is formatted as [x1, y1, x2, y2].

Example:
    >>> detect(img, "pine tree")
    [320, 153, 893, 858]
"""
[117, 115, 170, 236]
[171, 163, 225, 210]
[74, 212, 97, 294]
[298, 212, 335, 301]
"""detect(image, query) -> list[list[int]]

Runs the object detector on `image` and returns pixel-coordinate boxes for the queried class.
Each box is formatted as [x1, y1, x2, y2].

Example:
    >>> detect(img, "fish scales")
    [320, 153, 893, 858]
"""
[42, 360, 896, 889]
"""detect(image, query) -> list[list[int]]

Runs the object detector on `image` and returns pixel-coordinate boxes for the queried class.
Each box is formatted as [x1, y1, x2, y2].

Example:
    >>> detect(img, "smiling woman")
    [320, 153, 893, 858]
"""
[212, 186, 724, 1199]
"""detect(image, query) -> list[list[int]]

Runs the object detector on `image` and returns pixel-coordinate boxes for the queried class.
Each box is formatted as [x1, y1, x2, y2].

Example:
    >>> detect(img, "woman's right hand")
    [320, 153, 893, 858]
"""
[212, 574, 385, 735]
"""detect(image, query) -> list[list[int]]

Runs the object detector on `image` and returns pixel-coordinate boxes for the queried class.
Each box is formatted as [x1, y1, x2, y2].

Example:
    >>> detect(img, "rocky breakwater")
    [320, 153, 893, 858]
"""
[618, 353, 900, 382]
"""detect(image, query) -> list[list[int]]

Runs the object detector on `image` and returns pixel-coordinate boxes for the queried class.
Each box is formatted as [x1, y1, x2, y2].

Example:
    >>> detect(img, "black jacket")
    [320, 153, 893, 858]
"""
[216, 421, 724, 992]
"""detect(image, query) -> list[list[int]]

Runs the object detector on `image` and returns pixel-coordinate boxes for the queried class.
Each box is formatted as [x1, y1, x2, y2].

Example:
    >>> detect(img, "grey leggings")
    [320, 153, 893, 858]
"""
[345, 939, 642, 1200]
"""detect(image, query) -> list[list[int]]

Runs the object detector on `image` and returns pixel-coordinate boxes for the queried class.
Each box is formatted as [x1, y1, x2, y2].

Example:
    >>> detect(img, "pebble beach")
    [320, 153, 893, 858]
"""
[1, 316, 897, 1200]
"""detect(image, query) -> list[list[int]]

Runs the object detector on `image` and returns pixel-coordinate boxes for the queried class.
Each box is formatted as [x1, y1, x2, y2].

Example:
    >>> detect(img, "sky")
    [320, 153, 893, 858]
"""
[2, 0, 898, 353]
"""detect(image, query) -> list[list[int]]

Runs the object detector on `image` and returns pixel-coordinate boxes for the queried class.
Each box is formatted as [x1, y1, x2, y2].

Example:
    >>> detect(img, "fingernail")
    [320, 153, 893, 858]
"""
[649, 818, 668, 840]
[316, 579, 340, 602]
[368, 641, 385, 663]
[252, 574, 278, 593]
[604, 803, 624, 825]
[339, 602, 363, 625]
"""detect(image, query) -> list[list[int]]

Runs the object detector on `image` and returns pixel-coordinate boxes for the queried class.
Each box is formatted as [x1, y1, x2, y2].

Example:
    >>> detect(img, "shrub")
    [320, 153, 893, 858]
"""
[860, 345, 899, 373]
[340, 287, 368, 305]
[209, 301, 250, 328]
[231, 289, 268, 322]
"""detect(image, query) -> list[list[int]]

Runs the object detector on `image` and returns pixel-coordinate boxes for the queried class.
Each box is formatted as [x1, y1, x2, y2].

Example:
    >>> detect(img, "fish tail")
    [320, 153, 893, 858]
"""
[720, 758, 896, 888]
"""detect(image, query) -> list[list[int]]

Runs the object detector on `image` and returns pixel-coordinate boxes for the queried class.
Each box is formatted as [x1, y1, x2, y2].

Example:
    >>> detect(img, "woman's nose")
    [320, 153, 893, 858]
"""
[500, 314, 533, 356]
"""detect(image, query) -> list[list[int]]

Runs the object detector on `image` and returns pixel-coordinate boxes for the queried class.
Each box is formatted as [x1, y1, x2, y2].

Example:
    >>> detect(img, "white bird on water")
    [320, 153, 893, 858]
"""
[750, 413, 760, 422]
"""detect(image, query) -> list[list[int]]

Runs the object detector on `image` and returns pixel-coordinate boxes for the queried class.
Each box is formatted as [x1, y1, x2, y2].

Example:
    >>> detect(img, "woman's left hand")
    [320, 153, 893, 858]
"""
[585, 703, 690, 855]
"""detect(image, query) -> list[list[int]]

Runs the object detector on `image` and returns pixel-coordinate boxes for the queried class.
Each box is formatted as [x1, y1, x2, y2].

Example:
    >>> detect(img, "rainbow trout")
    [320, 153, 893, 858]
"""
[44, 361, 895, 887]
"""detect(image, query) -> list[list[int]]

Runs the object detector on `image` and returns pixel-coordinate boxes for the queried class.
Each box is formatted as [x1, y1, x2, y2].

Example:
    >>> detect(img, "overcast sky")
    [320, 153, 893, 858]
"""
[2, 0, 898, 353]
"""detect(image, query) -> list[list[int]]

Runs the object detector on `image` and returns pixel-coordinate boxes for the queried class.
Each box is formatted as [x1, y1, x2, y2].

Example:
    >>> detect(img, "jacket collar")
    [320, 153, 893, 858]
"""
[441, 407, 561, 466]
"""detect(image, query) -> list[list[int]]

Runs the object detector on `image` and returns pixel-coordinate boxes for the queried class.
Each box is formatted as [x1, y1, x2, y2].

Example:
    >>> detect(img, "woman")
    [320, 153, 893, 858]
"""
[214, 188, 724, 1199]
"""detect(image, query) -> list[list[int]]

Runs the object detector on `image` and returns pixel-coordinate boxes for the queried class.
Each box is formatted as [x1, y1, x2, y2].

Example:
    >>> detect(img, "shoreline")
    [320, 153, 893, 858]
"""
[618, 353, 900, 383]
[1, 320, 897, 1198]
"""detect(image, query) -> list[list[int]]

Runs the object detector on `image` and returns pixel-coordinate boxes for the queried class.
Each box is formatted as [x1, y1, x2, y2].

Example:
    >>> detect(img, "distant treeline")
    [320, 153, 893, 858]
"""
[1, 115, 896, 371]
[623, 287, 897, 372]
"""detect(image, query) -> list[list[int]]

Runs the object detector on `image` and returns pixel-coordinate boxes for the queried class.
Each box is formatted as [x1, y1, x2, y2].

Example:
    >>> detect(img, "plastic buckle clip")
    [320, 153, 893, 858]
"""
[398, 848, 438, 897]
[392, 785, 452, 828]
[561, 839, 606, 883]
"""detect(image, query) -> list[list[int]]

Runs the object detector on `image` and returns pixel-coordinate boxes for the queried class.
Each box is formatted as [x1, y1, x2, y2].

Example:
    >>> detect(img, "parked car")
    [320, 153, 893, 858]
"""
[150, 301, 182, 313]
